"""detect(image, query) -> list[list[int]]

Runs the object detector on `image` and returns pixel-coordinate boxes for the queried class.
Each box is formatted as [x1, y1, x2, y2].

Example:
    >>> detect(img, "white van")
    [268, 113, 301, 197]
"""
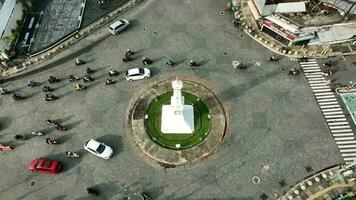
[108, 19, 130, 35]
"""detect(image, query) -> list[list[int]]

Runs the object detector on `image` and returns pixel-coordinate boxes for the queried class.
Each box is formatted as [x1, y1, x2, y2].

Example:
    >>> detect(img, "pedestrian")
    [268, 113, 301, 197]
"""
[86, 187, 99, 196]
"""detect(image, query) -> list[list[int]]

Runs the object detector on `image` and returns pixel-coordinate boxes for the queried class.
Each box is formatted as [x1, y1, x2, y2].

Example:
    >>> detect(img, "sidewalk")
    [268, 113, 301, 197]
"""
[0, 0, 142, 82]
[233, 0, 356, 59]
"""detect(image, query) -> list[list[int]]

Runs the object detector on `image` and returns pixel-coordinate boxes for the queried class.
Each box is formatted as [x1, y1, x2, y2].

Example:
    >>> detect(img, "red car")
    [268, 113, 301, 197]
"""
[29, 157, 62, 174]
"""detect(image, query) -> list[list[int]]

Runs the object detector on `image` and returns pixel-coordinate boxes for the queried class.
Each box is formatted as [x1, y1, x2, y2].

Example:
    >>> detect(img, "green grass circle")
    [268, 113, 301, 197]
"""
[145, 91, 211, 150]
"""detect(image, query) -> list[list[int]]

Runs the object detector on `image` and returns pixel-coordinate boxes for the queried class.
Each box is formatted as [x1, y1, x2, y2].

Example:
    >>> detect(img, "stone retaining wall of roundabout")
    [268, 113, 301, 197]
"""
[127, 75, 229, 166]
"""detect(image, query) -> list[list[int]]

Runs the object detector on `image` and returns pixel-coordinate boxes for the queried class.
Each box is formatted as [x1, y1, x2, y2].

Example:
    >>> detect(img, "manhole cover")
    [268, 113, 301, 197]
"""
[30, 180, 36, 187]
[142, 27, 147, 32]
[219, 11, 225, 15]
[278, 179, 287, 187]
[223, 52, 228, 56]
[252, 176, 261, 184]
[279, 67, 287, 72]
[240, 34, 244, 38]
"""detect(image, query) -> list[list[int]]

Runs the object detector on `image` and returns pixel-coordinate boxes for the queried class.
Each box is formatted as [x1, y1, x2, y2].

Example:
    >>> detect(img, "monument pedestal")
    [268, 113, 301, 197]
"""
[161, 78, 194, 134]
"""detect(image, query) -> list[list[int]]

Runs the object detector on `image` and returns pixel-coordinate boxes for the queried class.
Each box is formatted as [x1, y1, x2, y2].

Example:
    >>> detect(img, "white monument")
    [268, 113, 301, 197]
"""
[161, 78, 194, 134]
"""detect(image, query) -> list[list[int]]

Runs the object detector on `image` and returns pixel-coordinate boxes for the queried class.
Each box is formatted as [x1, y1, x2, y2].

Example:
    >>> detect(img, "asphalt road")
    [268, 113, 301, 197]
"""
[0, 0, 344, 199]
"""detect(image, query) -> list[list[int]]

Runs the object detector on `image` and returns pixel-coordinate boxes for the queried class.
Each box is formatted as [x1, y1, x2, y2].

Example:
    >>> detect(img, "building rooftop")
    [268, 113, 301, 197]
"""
[275, 2, 306, 13]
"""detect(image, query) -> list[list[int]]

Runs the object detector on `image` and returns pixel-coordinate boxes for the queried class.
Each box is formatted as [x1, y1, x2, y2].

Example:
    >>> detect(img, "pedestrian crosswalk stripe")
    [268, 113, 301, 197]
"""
[313, 89, 332, 92]
[314, 92, 333, 96]
[329, 121, 349, 126]
[326, 118, 346, 122]
[312, 86, 331, 89]
[325, 115, 346, 118]
[330, 125, 351, 129]
[320, 105, 340, 109]
[336, 140, 356, 144]
[317, 95, 336, 99]
[340, 149, 356, 153]
[334, 133, 354, 137]
[303, 66, 320, 70]
[335, 137, 355, 141]
[331, 129, 353, 133]
[304, 69, 321, 73]
[308, 77, 326, 81]
[343, 157, 356, 161]
[323, 111, 343, 115]
[311, 83, 327, 86]
[317, 97, 336, 101]
[341, 153, 356, 156]
[323, 110, 342, 115]
[309, 80, 326, 83]
[301, 63, 319, 65]
[306, 75, 322, 78]
[338, 144, 356, 148]
[319, 102, 339, 105]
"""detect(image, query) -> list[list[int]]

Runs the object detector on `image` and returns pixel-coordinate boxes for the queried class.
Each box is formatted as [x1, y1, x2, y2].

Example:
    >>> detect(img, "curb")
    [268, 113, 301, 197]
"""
[1, 0, 143, 81]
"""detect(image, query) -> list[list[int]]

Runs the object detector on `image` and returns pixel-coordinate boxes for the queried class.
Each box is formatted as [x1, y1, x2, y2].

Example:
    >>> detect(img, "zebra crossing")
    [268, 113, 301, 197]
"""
[299, 59, 356, 164]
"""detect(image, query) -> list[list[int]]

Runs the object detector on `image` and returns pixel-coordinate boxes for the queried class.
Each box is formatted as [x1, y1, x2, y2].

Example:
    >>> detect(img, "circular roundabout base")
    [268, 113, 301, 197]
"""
[127, 75, 228, 166]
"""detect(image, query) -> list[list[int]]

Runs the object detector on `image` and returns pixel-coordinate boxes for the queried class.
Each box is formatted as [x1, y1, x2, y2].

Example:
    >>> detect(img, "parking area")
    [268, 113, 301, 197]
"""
[0, 0, 346, 199]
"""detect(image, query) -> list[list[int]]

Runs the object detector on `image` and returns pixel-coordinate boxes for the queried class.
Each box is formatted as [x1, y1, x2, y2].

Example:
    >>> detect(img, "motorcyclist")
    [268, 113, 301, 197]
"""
[75, 58, 82, 65]
[189, 60, 199, 67]
[125, 49, 134, 57]
[109, 69, 118, 76]
[86, 67, 95, 74]
[142, 57, 153, 65]
[46, 138, 58, 144]
[166, 59, 175, 66]
[83, 75, 93, 82]
[75, 84, 81, 90]
[14, 134, 26, 140]
[106, 79, 114, 85]
[0, 87, 9, 94]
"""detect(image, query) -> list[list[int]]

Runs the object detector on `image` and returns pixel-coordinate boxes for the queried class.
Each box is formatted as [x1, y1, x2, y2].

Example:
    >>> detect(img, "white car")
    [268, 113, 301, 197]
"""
[108, 19, 130, 35]
[84, 139, 113, 159]
[125, 67, 151, 81]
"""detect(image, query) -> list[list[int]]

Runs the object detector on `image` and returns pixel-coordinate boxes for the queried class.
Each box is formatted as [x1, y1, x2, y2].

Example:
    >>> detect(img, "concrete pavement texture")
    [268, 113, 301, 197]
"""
[0, 0, 344, 199]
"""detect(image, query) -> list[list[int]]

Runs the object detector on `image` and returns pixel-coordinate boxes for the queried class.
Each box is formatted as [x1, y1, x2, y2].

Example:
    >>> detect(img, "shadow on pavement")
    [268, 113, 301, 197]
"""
[65, 120, 84, 130]
[74, 181, 122, 200]
[50, 195, 67, 200]
[0, 116, 13, 130]
[56, 134, 73, 144]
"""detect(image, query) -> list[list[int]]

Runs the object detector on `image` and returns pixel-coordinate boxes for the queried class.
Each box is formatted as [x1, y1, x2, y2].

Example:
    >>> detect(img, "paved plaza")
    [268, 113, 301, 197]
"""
[0, 0, 347, 199]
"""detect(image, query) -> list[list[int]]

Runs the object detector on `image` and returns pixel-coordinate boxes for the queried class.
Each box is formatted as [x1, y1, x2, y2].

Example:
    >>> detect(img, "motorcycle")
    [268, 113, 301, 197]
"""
[75, 84, 86, 91]
[83, 75, 94, 82]
[142, 58, 153, 65]
[69, 75, 81, 82]
[55, 124, 67, 131]
[45, 94, 58, 101]
[14, 134, 27, 140]
[27, 80, 41, 87]
[86, 68, 96, 74]
[48, 76, 60, 84]
[141, 192, 152, 200]
[189, 60, 199, 67]
[105, 79, 116, 85]
[46, 138, 59, 145]
[45, 119, 56, 125]
[0, 88, 11, 95]
[288, 68, 299, 76]
[122, 56, 133, 62]
[42, 86, 53, 92]
[31, 129, 43, 136]
[75, 59, 85, 65]
[13, 93, 25, 101]
[66, 151, 80, 158]
[268, 56, 279, 61]
[109, 70, 119, 76]
[165, 60, 175, 66]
